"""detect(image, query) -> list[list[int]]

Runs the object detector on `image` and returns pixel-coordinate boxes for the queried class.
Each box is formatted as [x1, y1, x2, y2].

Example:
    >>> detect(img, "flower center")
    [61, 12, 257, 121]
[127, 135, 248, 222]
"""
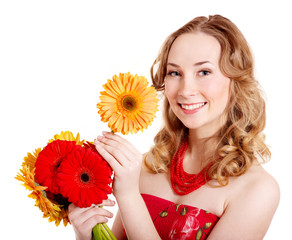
[80, 173, 90, 183]
[122, 95, 137, 112]
[56, 160, 62, 169]
[51, 157, 63, 175]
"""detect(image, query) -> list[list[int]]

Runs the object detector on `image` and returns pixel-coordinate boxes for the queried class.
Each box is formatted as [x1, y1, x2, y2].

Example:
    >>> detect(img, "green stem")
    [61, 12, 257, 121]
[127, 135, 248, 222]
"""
[100, 225, 110, 240]
[92, 206, 117, 240]
[102, 223, 117, 240]
[92, 224, 101, 240]
[93, 223, 116, 240]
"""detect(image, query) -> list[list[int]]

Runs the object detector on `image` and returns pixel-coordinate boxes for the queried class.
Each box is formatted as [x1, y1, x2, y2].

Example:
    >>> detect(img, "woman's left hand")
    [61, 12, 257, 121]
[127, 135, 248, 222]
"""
[94, 131, 143, 199]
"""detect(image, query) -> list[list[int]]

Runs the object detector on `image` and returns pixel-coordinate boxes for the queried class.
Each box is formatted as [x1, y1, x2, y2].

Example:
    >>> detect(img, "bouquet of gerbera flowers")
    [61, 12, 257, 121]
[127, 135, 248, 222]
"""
[16, 72, 159, 239]
[15, 131, 116, 240]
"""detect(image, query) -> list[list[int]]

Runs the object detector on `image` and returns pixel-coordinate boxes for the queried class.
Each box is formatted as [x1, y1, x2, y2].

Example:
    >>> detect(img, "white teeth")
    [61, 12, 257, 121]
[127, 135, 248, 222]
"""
[181, 103, 205, 110]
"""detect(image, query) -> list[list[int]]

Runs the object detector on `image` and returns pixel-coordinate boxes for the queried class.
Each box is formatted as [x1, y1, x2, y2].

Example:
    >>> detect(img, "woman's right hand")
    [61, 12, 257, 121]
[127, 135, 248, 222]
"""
[68, 199, 115, 240]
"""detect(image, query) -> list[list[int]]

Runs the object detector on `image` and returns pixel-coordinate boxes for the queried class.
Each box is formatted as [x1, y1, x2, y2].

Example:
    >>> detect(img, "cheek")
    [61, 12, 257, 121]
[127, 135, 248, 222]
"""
[164, 82, 176, 101]
[206, 77, 230, 107]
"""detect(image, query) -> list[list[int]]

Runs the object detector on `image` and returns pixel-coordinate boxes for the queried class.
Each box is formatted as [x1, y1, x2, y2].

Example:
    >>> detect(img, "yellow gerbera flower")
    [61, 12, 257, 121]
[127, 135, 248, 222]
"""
[97, 73, 159, 135]
[22, 148, 41, 170]
[49, 131, 84, 145]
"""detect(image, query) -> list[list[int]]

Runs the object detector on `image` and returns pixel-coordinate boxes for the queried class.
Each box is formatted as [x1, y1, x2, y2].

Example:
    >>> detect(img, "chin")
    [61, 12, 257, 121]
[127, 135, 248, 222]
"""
[184, 120, 223, 138]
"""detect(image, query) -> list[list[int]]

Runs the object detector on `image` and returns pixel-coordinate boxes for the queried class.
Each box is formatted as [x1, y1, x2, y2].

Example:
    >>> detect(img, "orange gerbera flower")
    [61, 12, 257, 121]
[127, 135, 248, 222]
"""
[97, 73, 159, 135]
[15, 164, 69, 226]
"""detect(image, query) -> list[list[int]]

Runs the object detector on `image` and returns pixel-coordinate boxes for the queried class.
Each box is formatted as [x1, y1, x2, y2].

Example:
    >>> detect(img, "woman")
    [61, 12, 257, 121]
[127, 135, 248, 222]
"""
[69, 15, 280, 239]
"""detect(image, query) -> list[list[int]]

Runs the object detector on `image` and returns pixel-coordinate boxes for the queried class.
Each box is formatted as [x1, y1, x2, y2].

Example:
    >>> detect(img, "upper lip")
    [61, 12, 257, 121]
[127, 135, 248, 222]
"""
[179, 102, 206, 105]
[179, 102, 207, 110]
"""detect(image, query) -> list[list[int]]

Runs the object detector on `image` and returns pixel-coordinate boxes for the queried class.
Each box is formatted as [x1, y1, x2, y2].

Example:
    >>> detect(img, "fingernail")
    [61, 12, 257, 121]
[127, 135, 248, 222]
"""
[97, 135, 103, 141]
[103, 131, 112, 136]
[94, 140, 101, 148]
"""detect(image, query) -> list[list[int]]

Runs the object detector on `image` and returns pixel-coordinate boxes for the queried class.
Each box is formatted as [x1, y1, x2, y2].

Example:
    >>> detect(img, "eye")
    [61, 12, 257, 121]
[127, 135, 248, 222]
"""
[198, 70, 211, 76]
[167, 71, 181, 77]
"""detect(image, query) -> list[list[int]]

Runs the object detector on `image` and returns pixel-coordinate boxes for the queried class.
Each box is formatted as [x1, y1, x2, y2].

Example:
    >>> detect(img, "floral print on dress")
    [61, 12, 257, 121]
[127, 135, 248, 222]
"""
[142, 194, 219, 240]
[169, 206, 200, 239]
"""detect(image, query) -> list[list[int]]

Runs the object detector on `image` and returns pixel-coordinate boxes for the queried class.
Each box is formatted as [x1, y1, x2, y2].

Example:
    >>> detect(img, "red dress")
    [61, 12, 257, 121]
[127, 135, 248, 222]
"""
[141, 194, 219, 240]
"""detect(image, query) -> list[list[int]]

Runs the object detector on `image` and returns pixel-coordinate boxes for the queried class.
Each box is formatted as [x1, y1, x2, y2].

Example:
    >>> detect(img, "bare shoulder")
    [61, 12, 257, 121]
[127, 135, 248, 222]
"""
[226, 163, 280, 217]
[231, 163, 280, 203]
[209, 163, 280, 239]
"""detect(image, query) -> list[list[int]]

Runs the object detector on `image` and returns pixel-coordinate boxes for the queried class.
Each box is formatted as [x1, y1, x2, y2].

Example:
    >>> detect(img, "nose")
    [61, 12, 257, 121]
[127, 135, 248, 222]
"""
[178, 75, 198, 97]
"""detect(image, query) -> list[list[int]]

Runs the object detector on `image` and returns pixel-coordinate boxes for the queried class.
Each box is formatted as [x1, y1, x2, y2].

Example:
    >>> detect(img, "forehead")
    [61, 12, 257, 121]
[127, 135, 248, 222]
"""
[167, 32, 221, 64]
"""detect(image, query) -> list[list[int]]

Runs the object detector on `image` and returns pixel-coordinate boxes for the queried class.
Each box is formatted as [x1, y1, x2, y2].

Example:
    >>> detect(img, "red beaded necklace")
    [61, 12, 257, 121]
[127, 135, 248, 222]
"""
[170, 138, 213, 195]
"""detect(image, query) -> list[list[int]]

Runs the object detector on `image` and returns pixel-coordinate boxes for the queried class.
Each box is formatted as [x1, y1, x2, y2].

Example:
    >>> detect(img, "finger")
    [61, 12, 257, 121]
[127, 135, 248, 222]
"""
[82, 211, 111, 230]
[69, 203, 93, 222]
[75, 208, 113, 235]
[88, 207, 114, 227]
[69, 204, 114, 226]
[97, 133, 138, 162]
[68, 203, 90, 217]
[96, 139, 130, 168]
[69, 199, 115, 217]
[96, 138, 134, 168]
[101, 131, 140, 157]
[68, 202, 109, 219]
[97, 198, 116, 207]
[86, 206, 114, 221]
[94, 139, 124, 171]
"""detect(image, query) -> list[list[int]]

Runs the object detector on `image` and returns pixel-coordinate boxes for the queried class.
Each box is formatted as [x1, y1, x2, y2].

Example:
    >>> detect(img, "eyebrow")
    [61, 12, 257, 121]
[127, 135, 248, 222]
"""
[194, 61, 211, 66]
[167, 63, 180, 67]
[167, 61, 211, 67]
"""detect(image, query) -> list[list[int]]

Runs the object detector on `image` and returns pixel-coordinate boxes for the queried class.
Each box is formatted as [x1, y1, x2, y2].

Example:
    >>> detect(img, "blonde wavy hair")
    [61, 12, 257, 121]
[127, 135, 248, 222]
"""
[144, 15, 271, 186]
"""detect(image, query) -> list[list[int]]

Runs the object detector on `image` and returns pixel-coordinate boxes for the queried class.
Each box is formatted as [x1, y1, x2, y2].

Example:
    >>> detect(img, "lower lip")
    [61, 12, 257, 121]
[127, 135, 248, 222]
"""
[180, 103, 207, 114]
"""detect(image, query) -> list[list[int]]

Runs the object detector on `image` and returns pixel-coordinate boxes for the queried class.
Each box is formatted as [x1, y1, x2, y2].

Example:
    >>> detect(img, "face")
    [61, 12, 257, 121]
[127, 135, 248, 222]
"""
[165, 32, 230, 138]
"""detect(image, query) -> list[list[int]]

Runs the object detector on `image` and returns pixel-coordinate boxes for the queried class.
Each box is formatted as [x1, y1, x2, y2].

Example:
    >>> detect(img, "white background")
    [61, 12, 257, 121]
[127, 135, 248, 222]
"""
[1, 0, 291, 239]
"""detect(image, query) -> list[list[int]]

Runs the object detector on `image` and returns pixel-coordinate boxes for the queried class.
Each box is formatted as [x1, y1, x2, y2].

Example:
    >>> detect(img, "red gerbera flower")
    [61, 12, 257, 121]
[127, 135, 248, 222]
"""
[57, 147, 113, 208]
[35, 140, 81, 194]
[83, 141, 98, 152]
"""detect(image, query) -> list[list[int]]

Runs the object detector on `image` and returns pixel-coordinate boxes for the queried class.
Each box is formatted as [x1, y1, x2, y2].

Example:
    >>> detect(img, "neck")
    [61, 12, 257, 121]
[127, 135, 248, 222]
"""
[187, 130, 213, 154]
[187, 113, 227, 140]
[184, 131, 217, 172]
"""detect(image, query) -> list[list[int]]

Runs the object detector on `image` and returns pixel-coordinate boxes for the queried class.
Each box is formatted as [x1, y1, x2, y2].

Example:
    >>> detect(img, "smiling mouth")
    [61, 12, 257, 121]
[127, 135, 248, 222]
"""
[180, 102, 207, 110]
